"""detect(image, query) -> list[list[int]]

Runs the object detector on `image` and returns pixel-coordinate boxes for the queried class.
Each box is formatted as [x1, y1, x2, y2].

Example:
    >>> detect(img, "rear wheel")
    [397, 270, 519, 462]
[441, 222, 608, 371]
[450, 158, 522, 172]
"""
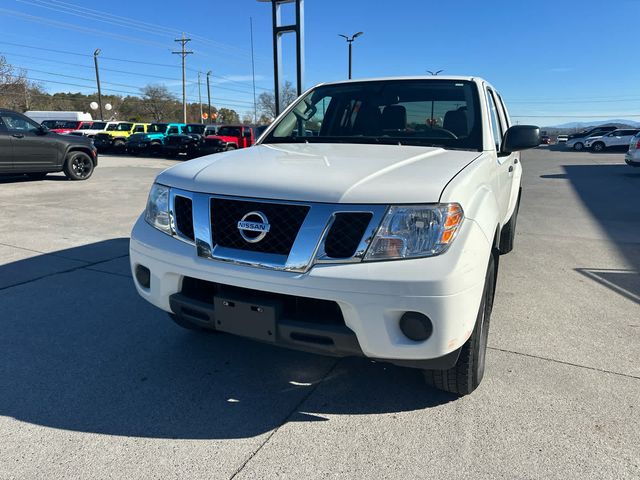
[592, 142, 605, 152]
[573, 142, 584, 151]
[423, 253, 496, 396]
[113, 139, 125, 150]
[225, 144, 237, 151]
[63, 151, 94, 180]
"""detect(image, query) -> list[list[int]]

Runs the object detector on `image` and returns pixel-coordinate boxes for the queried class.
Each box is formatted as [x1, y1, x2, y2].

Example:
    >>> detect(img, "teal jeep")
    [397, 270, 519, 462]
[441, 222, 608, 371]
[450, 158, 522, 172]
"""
[125, 122, 185, 155]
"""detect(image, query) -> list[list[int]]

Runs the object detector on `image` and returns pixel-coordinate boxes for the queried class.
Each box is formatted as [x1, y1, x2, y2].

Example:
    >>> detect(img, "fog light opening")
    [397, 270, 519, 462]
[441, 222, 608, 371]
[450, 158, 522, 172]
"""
[399, 312, 433, 342]
[135, 264, 151, 289]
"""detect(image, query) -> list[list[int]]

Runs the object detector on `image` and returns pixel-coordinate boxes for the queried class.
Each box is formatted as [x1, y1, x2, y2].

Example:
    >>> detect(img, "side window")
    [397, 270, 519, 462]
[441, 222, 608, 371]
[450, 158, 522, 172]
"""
[1, 113, 39, 133]
[486, 90, 503, 151]
[134, 125, 144, 133]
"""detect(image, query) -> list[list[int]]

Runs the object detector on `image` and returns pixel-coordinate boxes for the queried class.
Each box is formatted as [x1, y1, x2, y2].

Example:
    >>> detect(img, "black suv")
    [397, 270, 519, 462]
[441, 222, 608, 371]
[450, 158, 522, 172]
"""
[0, 109, 98, 180]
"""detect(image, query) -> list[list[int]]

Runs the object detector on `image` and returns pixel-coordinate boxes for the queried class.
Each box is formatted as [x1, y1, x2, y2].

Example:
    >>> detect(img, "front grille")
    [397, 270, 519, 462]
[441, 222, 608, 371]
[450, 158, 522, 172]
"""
[174, 196, 194, 241]
[324, 212, 373, 258]
[95, 133, 111, 140]
[165, 135, 182, 145]
[211, 198, 309, 255]
[180, 277, 345, 326]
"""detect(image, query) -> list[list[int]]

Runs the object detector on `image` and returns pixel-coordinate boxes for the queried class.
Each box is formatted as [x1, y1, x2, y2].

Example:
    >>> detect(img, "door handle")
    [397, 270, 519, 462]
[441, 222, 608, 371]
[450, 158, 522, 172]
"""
[513, 158, 519, 164]
[508, 166, 514, 173]
[11, 133, 24, 139]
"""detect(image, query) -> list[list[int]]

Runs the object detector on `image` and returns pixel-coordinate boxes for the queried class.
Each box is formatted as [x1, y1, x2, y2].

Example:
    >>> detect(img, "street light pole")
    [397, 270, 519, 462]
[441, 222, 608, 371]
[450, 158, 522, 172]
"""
[206, 71, 212, 125]
[339, 32, 363, 79]
[93, 49, 104, 120]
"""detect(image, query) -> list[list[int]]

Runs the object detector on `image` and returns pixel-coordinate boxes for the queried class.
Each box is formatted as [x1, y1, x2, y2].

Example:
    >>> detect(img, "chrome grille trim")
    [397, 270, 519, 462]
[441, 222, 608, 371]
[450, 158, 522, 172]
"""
[169, 187, 387, 273]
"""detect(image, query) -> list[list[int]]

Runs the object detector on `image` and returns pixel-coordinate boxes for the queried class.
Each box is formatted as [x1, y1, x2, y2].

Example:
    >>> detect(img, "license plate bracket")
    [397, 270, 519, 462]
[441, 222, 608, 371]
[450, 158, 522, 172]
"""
[213, 293, 280, 342]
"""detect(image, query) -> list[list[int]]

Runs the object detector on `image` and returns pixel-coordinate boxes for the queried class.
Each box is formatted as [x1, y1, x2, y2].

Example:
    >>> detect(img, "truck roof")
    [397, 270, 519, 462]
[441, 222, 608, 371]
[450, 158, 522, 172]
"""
[320, 75, 482, 86]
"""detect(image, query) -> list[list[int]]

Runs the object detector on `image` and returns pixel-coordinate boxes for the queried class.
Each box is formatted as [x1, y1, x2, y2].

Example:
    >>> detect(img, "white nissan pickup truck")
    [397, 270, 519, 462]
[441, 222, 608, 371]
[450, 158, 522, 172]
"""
[130, 77, 539, 395]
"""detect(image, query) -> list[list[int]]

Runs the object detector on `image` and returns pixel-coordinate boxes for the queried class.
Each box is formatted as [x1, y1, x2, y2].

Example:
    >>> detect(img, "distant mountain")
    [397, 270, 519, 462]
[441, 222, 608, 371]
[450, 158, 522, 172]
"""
[547, 119, 640, 129]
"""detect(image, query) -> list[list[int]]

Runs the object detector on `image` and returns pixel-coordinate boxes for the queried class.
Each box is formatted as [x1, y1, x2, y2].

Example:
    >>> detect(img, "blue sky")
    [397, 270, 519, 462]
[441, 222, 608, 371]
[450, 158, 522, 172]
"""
[1, 0, 639, 126]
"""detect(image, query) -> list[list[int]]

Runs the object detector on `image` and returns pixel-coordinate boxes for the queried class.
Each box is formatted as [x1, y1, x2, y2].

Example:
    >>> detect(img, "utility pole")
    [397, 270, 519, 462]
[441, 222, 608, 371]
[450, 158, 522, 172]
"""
[339, 32, 363, 79]
[206, 71, 212, 125]
[93, 48, 104, 120]
[197, 71, 203, 123]
[250, 16, 258, 124]
[172, 33, 193, 123]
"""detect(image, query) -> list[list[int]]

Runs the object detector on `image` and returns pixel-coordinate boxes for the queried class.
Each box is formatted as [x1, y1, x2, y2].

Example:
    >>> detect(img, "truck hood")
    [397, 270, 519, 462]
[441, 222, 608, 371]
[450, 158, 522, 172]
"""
[207, 135, 237, 143]
[156, 143, 481, 204]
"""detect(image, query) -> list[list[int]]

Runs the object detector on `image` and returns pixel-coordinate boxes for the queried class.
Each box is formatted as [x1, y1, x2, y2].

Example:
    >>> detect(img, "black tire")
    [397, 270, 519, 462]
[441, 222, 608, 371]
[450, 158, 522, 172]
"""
[573, 142, 584, 151]
[113, 139, 125, 150]
[63, 151, 94, 180]
[592, 142, 605, 152]
[26, 172, 48, 180]
[423, 253, 496, 396]
[149, 142, 161, 155]
[225, 144, 237, 151]
[499, 188, 521, 254]
[168, 313, 217, 332]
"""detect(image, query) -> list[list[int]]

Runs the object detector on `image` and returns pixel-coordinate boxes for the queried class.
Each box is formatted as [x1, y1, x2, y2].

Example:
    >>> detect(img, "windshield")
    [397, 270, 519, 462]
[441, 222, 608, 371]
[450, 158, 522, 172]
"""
[167, 126, 181, 134]
[78, 122, 93, 129]
[185, 124, 205, 134]
[263, 80, 482, 150]
[114, 123, 133, 131]
[148, 123, 168, 133]
[217, 126, 242, 137]
[41, 120, 79, 129]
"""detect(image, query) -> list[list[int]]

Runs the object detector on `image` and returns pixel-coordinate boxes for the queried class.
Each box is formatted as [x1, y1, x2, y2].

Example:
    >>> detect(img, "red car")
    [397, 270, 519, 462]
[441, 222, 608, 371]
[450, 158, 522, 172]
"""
[41, 120, 93, 134]
[205, 125, 255, 151]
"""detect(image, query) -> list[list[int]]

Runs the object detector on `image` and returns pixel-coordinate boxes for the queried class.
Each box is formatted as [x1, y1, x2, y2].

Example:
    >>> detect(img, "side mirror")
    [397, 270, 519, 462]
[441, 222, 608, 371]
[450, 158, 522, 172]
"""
[36, 125, 48, 135]
[502, 125, 540, 153]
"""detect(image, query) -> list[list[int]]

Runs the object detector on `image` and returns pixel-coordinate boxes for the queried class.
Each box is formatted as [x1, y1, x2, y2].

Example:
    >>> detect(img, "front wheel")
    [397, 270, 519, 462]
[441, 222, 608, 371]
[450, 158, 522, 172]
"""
[573, 142, 584, 151]
[592, 142, 605, 152]
[63, 152, 94, 180]
[423, 253, 496, 396]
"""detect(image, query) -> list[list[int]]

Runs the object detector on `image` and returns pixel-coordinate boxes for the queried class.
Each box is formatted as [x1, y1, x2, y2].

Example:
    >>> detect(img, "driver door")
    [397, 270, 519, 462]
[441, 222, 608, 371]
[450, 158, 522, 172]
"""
[0, 117, 14, 173]
[0, 112, 59, 170]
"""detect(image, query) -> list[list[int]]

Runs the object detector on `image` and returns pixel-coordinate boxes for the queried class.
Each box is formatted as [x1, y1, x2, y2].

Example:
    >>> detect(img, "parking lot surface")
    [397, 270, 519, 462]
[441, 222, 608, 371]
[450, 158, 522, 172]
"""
[1, 148, 638, 479]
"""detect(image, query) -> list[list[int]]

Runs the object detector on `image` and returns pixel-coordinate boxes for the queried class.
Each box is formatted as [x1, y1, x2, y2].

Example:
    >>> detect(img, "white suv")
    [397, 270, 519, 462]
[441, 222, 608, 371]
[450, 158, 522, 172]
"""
[586, 128, 640, 152]
[130, 77, 539, 396]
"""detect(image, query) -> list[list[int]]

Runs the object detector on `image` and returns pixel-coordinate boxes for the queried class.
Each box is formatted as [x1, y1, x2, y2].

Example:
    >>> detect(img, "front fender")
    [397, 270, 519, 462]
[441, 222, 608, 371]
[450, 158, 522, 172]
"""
[439, 153, 501, 246]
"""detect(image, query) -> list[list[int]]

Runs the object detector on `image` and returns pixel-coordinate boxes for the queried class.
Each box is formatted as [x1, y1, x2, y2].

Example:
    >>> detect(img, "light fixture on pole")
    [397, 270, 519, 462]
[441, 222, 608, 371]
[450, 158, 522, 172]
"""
[338, 32, 363, 79]
[93, 48, 104, 120]
[427, 69, 444, 75]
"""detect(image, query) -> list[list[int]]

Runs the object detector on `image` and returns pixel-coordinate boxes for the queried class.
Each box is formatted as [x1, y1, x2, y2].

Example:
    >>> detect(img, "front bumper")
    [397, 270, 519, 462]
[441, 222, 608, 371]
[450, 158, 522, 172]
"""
[129, 215, 490, 364]
[625, 152, 640, 166]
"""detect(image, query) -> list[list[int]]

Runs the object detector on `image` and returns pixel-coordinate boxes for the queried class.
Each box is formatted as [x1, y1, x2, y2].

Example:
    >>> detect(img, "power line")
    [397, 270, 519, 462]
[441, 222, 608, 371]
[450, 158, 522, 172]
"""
[16, 0, 271, 63]
[0, 40, 273, 91]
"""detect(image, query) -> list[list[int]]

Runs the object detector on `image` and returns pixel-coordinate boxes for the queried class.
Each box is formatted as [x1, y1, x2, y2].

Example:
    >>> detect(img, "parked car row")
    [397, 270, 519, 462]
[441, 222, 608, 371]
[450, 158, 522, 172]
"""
[564, 126, 635, 151]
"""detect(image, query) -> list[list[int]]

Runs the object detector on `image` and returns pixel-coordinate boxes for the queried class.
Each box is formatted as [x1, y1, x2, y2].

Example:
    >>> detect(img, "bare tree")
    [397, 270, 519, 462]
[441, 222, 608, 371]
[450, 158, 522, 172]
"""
[140, 84, 179, 121]
[0, 55, 31, 110]
[257, 81, 298, 120]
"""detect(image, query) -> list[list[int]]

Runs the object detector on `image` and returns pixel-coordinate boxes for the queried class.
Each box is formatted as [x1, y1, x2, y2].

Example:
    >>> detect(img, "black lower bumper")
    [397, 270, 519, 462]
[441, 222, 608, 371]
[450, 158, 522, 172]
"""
[168, 288, 461, 370]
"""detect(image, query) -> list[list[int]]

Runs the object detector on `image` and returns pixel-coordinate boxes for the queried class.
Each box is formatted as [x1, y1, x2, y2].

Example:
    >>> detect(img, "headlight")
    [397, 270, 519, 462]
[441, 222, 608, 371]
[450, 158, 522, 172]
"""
[364, 203, 463, 261]
[145, 183, 171, 234]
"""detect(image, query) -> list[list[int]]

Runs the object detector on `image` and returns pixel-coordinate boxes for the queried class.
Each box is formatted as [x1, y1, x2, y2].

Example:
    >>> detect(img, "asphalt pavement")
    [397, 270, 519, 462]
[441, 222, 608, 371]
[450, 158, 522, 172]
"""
[0, 148, 638, 479]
